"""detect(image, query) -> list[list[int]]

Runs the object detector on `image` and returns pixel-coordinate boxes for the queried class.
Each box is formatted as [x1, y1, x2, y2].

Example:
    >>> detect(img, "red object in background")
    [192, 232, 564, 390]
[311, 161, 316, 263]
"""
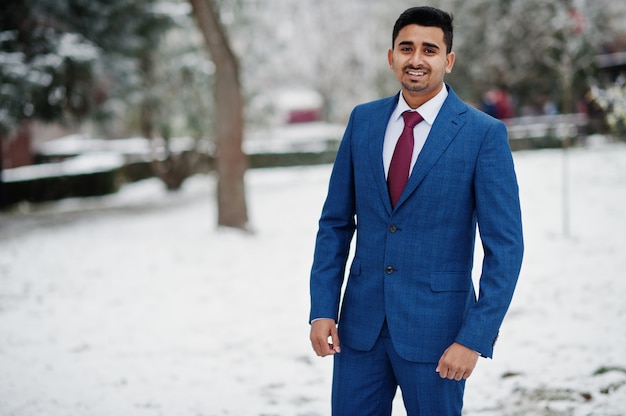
[569, 8, 585, 35]
[2, 122, 33, 169]
[287, 109, 321, 124]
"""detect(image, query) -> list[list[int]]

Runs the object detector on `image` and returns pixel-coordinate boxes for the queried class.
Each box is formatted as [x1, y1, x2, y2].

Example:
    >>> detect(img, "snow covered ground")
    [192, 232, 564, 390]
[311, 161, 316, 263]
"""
[1, 141, 625, 415]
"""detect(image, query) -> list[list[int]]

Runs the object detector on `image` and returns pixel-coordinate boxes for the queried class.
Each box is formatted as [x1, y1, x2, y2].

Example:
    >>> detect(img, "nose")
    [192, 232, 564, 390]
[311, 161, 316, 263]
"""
[409, 51, 423, 66]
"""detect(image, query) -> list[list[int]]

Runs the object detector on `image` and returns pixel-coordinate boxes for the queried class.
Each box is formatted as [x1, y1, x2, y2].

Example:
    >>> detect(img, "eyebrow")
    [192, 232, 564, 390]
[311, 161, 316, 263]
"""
[422, 42, 440, 50]
[397, 40, 441, 51]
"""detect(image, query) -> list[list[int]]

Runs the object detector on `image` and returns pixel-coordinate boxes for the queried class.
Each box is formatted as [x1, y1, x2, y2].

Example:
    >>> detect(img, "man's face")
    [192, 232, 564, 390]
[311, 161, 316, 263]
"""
[387, 24, 455, 108]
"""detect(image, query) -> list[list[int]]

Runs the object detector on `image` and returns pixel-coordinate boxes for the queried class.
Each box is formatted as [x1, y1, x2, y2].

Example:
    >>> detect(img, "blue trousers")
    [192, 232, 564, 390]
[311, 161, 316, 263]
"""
[331, 322, 465, 415]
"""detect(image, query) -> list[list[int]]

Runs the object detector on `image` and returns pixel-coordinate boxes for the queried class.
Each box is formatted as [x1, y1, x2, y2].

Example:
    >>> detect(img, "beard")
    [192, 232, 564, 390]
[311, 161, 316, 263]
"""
[401, 79, 429, 93]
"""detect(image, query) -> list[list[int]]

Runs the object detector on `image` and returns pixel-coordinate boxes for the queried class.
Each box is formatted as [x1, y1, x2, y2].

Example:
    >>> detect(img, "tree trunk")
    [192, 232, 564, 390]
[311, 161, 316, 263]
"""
[189, 0, 249, 230]
[139, 54, 157, 140]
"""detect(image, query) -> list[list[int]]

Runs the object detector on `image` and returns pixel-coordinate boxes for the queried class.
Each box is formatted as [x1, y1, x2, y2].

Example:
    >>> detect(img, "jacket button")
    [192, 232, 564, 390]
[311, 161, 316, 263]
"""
[389, 225, 397, 233]
[385, 266, 394, 275]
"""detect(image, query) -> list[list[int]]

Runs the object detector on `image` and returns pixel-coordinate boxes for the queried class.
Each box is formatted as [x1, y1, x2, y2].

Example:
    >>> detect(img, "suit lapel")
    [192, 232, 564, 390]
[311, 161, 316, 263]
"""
[367, 95, 398, 214]
[395, 88, 467, 209]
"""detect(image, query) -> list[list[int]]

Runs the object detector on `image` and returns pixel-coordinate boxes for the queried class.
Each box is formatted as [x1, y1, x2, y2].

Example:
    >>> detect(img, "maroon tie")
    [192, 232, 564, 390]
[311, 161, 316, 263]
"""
[388, 111, 423, 208]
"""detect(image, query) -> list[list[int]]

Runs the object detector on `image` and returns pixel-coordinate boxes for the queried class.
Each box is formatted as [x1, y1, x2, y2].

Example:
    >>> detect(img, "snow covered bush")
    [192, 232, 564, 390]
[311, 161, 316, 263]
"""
[2, 153, 123, 205]
[589, 83, 626, 138]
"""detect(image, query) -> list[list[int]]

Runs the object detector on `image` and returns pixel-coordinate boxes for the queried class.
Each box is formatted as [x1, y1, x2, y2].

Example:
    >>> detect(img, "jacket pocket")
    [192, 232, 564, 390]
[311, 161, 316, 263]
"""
[430, 271, 471, 292]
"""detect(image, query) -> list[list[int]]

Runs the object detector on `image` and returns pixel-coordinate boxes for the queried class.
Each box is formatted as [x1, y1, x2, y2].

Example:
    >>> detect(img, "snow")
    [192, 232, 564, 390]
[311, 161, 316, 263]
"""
[1, 142, 625, 415]
[2, 153, 124, 182]
[0, 53, 29, 80]
[35, 135, 198, 163]
[245, 122, 344, 154]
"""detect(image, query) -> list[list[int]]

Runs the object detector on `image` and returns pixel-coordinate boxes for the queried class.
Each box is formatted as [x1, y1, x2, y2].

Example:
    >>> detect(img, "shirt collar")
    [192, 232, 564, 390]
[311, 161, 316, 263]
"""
[392, 84, 449, 125]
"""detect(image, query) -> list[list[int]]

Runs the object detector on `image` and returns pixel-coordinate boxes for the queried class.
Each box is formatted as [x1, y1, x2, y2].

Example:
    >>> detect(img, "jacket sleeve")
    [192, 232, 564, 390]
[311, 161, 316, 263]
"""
[455, 119, 524, 358]
[309, 110, 357, 323]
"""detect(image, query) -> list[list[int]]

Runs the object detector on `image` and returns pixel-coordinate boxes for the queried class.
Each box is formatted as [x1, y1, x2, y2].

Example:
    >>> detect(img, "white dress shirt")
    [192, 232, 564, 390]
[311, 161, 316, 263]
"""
[382, 85, 449, 178]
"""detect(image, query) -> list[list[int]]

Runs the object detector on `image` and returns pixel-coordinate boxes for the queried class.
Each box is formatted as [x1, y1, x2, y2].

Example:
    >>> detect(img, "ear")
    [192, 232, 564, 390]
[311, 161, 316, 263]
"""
[387, 48, 393, 69]
[445, 51, 456, 74]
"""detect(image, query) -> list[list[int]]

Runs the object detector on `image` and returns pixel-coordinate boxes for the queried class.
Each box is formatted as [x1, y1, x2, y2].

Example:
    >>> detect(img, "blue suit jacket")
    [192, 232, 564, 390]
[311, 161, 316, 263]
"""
[309, 85, 524, 362]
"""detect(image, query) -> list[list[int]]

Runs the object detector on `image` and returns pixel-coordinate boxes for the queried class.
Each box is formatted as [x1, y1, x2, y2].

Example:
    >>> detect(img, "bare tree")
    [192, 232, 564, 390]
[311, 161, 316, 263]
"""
[189, 0, 249, 230]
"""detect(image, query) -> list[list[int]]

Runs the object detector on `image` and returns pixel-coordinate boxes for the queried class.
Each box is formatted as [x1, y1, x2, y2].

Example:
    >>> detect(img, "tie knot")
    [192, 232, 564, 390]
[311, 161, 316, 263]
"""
[402, 111, 423, 129]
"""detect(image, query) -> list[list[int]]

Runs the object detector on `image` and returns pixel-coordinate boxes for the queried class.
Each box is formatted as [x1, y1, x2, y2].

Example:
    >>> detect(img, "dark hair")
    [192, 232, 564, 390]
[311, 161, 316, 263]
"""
[392, 6, 454, 53]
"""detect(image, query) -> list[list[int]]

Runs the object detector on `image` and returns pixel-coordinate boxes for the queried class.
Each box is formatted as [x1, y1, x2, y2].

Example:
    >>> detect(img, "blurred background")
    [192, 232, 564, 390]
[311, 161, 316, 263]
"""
[1, 1, 626, 415]
[1, 0, 626, 214]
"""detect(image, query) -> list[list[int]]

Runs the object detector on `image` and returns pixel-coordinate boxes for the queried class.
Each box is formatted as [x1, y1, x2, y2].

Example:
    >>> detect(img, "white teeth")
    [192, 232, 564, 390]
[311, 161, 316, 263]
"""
[408, 71, 424, 76]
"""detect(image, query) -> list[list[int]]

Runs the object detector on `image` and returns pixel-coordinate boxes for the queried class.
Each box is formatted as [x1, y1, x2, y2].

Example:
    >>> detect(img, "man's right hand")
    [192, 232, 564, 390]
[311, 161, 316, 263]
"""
[310, 318, 341, 357]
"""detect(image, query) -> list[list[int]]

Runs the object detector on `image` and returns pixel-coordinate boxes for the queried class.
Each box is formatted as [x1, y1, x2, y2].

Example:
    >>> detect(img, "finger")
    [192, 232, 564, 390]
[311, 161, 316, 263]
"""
[313, 341, 331, 356]
[311, 338, 324, 356]
[330, 326, 341, 353]
[436, 356, 451, 379]
[311, 334, 332, 357]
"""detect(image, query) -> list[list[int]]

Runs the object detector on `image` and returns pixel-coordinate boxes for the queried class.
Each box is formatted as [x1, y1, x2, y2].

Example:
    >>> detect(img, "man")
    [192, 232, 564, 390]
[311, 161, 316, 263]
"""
[309, 6, 524, 416]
